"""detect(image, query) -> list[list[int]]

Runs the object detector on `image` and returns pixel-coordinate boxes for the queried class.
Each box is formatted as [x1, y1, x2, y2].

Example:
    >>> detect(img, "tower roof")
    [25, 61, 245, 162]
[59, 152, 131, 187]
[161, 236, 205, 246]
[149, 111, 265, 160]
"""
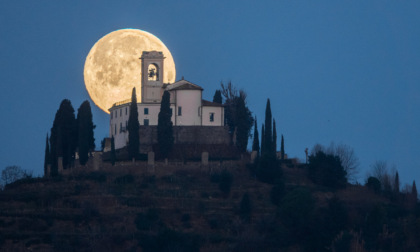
[165, 79, 203, 91]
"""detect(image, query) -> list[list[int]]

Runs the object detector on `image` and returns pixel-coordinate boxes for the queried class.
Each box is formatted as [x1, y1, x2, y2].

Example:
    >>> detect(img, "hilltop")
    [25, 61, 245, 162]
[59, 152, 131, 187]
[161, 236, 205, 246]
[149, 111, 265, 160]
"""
[0, 160, 419, 252]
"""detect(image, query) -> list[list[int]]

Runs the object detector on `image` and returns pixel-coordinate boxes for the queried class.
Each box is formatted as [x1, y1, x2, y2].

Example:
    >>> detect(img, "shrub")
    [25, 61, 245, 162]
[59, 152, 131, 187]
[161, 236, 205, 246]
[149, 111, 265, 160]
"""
[114, 174, 135, 185]
[270, 182, 285, 206]
[239, 192, 252, 220]
[85, 171, 107, 183]
[256, 156, 282, 184]
[308, 151, 347, 189]
[135, 208, 161, 231]
[218, 170, 233, 195]
[366, 176, 381, 193]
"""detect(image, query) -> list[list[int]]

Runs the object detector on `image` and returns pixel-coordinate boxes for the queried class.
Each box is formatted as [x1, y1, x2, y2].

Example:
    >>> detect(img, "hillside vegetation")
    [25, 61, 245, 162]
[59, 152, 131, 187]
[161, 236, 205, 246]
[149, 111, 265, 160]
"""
[0, 161, 419, 251]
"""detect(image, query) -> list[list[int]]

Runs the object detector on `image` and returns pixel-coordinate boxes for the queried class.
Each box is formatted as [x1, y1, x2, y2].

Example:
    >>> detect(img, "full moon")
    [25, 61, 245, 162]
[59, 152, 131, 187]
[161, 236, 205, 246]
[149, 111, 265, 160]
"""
[84, 29, 176, 113]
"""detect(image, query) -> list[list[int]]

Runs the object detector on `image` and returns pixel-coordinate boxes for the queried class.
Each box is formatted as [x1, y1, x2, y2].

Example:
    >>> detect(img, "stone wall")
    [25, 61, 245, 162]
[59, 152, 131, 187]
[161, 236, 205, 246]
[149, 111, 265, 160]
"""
[139, 126, 231, 152]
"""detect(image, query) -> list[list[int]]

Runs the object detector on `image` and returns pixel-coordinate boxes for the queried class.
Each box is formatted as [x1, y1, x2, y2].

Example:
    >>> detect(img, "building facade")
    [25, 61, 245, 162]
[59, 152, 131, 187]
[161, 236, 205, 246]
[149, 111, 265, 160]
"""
[109, 51, 225, 150]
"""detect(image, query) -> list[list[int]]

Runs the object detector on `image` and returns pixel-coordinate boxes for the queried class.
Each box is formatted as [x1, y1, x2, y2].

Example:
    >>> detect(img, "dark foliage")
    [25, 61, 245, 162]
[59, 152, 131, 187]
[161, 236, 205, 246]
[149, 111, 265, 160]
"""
[157, 91, 174, 159]
[110, 136, 116, 166]
[280, 134, 285, 160]
[308, 151, 347, 189]
[114, 174, 135, 185]
[366, 176, 381, 193]
[394, 171, 400, 193]
[263, 99, 272, 157]
[135, 208, 161, 231]
[273, 118, 277, 156]
[221, 82, 253, 152]
[76, 100, 96, 165]
[260, 124, 265, 156]
[270, 182, 285, 206]
[50, 99, 77, 175]
[139, 228, 201, 252]
[239, 192, 252, 220]
[256, 156, 282, 184]
[127, 88, 140, 160]
[212, 89, 222, 104]
[44, 134, 50, 176]
[252, 117, 259, 156]
[218, 170, 233, 195]
[363, 204, 386, 250]
[413, 180, 418, 199]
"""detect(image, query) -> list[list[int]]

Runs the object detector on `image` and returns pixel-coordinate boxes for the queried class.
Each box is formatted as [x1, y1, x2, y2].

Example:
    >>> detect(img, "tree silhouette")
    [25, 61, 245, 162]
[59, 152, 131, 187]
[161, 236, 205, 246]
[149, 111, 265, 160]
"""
[44, 133, 50, 176]
[127, 87, 140, 160]
[157, 91, 174, 159]
[50, 99, 77, 175]
[308, 151, 347, 189]
[221, 82, 253, 152]
[213, 89, 222, 103]
[273, 118, 277, 157]
[77, 100, 96, 165]
[394, 171, 400, 193]
[110, 136, 116, 166]
[263, 99, 272, 157]
[252, 117, 259, 156]
[281, 134, 285, 160]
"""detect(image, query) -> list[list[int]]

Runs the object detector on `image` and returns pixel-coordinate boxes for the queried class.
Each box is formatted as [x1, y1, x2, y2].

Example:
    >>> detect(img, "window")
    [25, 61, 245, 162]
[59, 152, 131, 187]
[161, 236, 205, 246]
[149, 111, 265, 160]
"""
[125, 107, 127, 115]
[114, 124, 117, 135]
[144, 108, 149, 115]
[120, 109, 122, 116]
[111, 111, 113, 119]
[210, 112, 214, 122]
[115, 110, 117, 118]
[178, 107, 182, 116]
[170, 108, 173, 116]
[144, 119, 149, 126]
[120, 122, 122, 132]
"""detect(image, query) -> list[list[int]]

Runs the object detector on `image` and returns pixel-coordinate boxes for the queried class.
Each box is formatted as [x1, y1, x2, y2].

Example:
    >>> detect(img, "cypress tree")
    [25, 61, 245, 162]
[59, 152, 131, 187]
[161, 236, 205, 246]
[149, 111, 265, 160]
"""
[77, 100, 96, 165]
[252, 117, 259, 156]
[281, 134, 285, 160]
[50, 99, 77, 174]
[127, 87, 140, 160]
[261, 124, 265, 156]
[110, 136, 116, 166]
[412, 180, 418, 200]
[263, 99, 272, 157]
[273, 118, 277, 157]
[220, 82, 253, 151]
[235, 94, 253, 152]
[213, 90, 222, 104]
[44, 133, 50, 177]
[394, 171, 400, 193]
[157, 91, 174, 159]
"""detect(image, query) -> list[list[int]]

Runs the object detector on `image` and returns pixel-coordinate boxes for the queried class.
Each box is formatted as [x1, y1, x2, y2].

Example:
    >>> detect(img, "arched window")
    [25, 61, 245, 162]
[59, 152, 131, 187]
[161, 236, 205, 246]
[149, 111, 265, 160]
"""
[148, 63, 159, 81]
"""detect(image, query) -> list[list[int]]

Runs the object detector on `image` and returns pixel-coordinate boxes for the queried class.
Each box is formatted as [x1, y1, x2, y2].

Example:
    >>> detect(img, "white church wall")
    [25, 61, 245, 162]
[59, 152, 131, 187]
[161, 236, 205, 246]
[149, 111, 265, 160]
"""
[137, 103, 176, 126]
[109, 104, 130, 149]
[174, 90, 202, 126]
[202, 106, 224, 126]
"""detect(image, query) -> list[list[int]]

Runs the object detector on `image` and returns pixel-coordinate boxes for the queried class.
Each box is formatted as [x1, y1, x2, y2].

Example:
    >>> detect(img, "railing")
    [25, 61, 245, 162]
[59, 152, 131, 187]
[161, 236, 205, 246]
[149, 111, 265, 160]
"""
[112, 99, 131, 107]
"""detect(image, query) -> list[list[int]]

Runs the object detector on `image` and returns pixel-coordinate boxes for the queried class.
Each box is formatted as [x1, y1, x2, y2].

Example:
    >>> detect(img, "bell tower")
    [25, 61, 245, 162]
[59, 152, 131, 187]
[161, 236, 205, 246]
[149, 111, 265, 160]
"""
[140, 51, 165, 103]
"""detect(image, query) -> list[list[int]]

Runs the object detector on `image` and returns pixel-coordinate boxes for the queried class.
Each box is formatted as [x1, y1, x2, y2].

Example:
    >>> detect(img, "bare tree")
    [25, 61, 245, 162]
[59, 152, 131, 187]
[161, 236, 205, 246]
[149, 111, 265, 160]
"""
[311, 142, 360, 182]
[370, 160, 387, 183]
[369, 160, 397, 192]
[1, 166, 30, 186]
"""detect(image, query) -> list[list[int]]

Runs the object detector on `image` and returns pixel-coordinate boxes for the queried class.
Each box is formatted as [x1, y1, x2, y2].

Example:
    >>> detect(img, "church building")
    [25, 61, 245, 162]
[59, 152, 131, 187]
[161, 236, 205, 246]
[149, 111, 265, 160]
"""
[109, 51, 225, 150]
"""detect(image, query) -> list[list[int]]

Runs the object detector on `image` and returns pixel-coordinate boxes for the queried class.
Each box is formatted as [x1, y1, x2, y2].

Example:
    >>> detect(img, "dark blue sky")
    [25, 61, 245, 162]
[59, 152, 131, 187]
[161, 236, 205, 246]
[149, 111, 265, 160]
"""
[1, 1, 419, 186]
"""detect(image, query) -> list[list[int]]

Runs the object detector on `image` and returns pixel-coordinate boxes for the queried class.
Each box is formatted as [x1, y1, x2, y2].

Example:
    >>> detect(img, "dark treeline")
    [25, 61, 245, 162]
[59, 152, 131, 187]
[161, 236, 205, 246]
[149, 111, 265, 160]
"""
[46, 99, 95, 176]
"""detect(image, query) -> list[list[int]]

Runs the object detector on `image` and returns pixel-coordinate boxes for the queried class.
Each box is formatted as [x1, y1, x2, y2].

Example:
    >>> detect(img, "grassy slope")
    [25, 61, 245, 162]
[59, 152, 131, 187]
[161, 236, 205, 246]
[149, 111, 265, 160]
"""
[0, 162, 416, 251]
